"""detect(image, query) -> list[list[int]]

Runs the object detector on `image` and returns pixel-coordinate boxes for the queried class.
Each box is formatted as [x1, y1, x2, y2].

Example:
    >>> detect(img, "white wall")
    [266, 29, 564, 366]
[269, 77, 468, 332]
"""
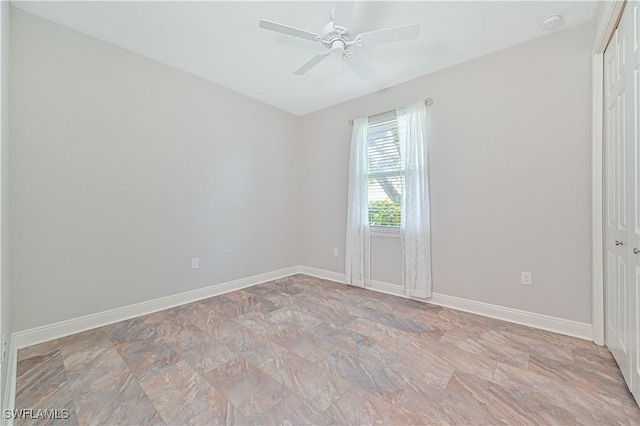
[10, 9, 302, 331]
[301, 22, 594, 323]
[1, 0, 10, 408]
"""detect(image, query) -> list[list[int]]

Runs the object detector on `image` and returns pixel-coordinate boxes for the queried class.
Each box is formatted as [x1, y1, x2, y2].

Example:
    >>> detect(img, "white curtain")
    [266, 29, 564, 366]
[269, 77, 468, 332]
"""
[345, 117, 371, 287]
[398, 102, 432, 298]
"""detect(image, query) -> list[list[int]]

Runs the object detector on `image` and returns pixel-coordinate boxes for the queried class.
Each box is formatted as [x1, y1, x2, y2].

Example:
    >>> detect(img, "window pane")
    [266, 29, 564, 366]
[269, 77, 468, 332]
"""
[367, 110, 402, 227]
[368, 175, 402, 227]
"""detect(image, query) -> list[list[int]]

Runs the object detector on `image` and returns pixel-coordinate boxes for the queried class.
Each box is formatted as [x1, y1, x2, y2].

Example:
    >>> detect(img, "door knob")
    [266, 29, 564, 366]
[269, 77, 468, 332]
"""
[634, 248, 640, 255]
[616, 241, 624, 246]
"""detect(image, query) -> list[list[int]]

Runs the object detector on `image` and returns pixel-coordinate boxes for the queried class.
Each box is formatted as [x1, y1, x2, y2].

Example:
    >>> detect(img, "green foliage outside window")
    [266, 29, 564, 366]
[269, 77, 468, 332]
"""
[369, 199, 401, 227]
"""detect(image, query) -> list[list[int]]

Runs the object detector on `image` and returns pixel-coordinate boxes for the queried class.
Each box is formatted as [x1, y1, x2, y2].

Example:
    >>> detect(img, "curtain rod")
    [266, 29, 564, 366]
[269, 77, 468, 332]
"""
[348, 98, 433, 126]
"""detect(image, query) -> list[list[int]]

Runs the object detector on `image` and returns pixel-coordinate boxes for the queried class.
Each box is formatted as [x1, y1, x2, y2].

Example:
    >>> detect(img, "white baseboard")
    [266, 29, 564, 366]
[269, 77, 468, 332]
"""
[298, 266, 593, 341]
[12, 266, 299, 349]
[297, 266, 346, 284]
[428, 292, 593, 340]
[2, 338, 16, 426]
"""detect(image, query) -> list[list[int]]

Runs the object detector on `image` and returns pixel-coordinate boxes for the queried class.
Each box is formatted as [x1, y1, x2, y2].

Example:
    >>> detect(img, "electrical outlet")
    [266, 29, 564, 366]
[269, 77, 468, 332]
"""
[333, 248, 339, 257]
[191, 258, 199, 269]
[521, 271, 532, 285]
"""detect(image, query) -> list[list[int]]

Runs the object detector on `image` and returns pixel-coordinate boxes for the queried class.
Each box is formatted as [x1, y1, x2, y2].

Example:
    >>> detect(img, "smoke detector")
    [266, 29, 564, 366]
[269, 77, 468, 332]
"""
[541, 15, 564, 31]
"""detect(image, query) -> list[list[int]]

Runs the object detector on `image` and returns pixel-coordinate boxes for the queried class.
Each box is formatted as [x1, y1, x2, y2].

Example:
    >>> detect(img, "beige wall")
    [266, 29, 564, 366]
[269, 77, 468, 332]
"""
[10, 9, 302, 331]
[301, 22, 594, 323]
[10, 7, 595, 332]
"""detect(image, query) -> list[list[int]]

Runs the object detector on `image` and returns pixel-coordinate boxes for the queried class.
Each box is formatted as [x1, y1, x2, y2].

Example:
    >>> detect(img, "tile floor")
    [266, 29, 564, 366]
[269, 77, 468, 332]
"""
[15, 274, 640, 425]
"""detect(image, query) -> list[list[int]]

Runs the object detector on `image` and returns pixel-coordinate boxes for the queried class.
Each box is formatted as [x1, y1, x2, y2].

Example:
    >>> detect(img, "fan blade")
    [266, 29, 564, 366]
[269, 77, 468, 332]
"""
[346, 54, 373, 79]
[333, 1, 354, 28]
[259, 20, 320, 42]
[357, 24, 420, 47]
[294, 53, 329, 75]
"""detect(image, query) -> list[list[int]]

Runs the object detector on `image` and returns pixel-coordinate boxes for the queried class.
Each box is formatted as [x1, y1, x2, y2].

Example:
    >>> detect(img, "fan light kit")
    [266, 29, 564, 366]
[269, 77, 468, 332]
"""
[259, 2, 421, 77]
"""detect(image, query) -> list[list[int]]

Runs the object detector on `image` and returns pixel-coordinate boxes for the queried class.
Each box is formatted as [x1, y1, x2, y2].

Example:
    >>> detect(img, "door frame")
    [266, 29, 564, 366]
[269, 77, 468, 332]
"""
[592, 0, 626, 346]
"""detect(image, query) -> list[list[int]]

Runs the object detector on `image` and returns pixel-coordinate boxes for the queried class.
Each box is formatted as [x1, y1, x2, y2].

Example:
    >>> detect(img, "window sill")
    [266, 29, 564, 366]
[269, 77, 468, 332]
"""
[371, 227, 401, 239]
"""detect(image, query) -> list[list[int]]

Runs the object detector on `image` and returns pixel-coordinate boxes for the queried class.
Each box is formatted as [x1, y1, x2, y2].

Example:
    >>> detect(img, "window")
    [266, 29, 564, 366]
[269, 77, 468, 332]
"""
[367, 110, 402, 228]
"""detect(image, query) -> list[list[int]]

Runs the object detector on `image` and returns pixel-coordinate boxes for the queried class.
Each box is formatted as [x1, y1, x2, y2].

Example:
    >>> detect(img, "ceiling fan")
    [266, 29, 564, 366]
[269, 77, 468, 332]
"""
[258, 2, 421, 77]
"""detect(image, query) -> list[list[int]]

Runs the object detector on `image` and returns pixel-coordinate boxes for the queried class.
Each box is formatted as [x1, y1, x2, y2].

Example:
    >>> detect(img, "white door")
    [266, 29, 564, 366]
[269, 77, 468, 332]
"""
[605, 0, 640, 402]
[629, 0, 640, 402]
[604, 5, 632, 390]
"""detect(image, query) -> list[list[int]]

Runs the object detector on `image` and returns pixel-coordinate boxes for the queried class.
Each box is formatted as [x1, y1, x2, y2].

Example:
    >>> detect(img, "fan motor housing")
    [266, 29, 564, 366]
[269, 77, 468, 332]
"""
[320, 22, 353, 49]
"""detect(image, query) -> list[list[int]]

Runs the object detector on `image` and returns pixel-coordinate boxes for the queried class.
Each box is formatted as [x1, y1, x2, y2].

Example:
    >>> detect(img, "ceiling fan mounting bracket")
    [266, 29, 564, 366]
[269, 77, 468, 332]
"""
[333, 25, 349, 36]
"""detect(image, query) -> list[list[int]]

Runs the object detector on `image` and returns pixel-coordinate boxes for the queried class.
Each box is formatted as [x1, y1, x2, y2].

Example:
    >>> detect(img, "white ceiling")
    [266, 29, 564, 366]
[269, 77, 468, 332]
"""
[12, 1, 597, 116]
